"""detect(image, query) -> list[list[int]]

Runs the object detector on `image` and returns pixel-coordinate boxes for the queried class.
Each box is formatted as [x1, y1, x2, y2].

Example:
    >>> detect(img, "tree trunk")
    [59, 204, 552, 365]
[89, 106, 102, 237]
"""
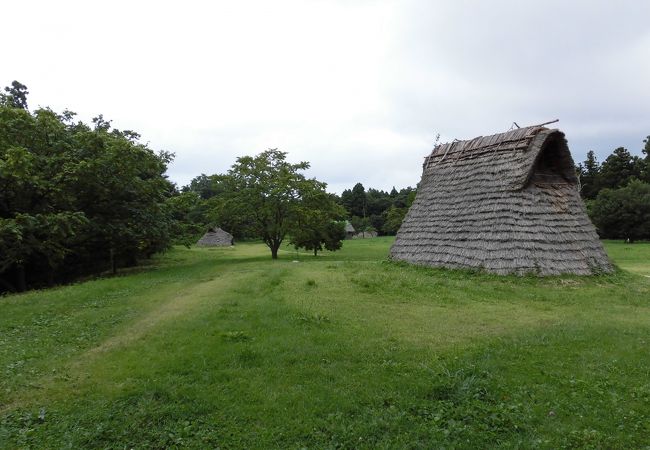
[269, 236, 283, 259]
[47, 267, 55, 287]
[314, 248, 318, 256]
[125, 253, 137, 267]
[16, 266, 26, 292]
[110, 248, 117, 274]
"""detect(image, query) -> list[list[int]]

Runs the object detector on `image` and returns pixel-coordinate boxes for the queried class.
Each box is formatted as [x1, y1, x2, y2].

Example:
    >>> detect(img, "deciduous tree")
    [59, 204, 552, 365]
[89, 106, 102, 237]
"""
[382, 205, 407, 235]
[222, 149, 324, 259]
[0, 80, 29, 110]
[290, 191, 346, 256]
[0, 81, 174, 291]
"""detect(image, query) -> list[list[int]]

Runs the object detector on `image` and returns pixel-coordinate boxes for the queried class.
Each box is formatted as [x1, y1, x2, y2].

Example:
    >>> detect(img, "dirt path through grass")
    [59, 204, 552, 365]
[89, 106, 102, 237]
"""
[84, 274, 232, 356]
[0, 260, 256, 415]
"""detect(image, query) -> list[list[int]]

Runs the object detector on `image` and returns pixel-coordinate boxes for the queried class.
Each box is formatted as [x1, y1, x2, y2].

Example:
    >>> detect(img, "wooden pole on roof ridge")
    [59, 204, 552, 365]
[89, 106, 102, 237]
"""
[535, 119, 559, 127]
[510, 119, 559, 130]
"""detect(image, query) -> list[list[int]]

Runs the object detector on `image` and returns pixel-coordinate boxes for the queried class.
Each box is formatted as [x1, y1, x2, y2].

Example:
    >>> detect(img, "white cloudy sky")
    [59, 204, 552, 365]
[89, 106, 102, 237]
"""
[4, 0, 649, 193]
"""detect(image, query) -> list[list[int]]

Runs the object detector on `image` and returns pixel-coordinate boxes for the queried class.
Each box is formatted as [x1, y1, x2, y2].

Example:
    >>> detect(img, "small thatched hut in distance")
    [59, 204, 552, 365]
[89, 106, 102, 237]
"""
[390, 125, 612, 275]
[344, 221, 356, 239]
[196, 227, 234, 247]
[353, 230, 378, 239]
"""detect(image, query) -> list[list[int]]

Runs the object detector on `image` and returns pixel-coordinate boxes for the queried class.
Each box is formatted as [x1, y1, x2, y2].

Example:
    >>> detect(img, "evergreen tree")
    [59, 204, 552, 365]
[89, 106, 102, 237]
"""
[599, 147, 643, 191]
[578, 150, 601, 199]
[341, 182, 366, 217]
[641, 136, 650, 182]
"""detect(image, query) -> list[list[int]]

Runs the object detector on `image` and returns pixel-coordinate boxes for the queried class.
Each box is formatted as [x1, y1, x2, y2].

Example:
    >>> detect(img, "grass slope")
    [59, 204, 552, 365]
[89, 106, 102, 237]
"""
[1, 238, 649, 448]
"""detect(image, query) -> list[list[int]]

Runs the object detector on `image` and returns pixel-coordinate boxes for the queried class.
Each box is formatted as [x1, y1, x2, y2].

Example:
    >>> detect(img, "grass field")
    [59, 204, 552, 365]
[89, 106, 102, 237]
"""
[1, 238, 649, 448]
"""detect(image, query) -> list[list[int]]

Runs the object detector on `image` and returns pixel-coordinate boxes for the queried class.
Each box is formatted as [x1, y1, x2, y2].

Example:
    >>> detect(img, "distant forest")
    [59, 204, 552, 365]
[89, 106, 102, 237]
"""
[1, 80, 649, 292]
[176, 174, 416, 241]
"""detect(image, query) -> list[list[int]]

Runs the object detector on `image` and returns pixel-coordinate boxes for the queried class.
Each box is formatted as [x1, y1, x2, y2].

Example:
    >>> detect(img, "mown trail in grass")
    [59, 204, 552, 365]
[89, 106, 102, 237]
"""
[1, 238, 649, 448]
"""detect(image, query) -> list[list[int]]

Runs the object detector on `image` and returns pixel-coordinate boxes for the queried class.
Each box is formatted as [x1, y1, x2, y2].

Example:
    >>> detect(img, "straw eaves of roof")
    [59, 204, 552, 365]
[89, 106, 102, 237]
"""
[390, 126, 612, 275]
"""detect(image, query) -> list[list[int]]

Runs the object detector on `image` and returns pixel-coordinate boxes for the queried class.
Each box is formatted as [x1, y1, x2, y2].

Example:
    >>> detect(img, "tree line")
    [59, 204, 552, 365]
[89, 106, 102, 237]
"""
[1, 82, 174, 292]
[577, 139, 650, 241]
[339, 183, 416, 235]
[171, 176, 416, 245]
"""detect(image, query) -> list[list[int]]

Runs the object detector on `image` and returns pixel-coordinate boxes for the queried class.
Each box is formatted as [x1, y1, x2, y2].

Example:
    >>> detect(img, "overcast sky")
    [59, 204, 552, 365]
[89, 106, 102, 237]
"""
[4, 0, 649, 193]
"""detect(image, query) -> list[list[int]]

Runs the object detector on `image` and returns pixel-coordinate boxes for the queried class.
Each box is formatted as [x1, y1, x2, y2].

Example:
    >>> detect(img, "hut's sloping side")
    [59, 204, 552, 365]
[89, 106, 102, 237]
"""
[390, 126, 612, 275]
[196, 227, 234, 247]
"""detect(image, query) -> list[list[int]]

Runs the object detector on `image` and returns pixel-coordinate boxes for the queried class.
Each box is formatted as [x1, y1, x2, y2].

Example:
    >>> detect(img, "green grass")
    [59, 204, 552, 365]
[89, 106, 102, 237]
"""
[602, 240, 650, 275]
[1, 238, 649, 448]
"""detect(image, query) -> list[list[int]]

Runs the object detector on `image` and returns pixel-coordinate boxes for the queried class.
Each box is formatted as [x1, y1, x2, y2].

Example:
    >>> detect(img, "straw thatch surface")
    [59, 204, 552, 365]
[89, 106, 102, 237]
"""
[390, 126, 612, 275]
[196, 227, 234, 247]
[345, 221, 356, 239]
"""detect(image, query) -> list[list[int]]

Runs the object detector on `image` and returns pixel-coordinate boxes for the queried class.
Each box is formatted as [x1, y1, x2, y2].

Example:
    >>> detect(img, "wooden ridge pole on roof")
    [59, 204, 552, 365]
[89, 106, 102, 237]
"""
[534, 119, 559, 127]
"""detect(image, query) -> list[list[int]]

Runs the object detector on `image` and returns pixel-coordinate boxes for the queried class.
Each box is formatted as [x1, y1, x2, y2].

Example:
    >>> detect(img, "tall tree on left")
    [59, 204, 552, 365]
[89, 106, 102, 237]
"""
[0, 81, 174, 292]
[1, 86, 87, 290]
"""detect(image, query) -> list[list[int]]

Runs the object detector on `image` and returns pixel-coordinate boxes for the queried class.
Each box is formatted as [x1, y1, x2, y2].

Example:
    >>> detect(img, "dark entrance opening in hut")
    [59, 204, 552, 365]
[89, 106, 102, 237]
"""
[529, 135, 577, 185]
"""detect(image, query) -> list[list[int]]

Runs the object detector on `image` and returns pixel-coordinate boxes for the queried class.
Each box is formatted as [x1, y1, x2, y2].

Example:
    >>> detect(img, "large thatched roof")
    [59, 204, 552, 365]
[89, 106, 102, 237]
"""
[196, 227, 234, 247]
[390, 125, 612, 275]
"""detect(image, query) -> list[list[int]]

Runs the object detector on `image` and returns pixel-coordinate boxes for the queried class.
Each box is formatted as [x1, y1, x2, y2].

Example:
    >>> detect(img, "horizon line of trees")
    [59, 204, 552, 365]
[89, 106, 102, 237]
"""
[170, 176, 417, 244]
[340, 183, 416, 236]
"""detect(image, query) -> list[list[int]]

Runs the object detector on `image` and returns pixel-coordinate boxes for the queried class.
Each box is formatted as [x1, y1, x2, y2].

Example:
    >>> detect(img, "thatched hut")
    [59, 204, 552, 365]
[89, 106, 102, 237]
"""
[353, 230, 378, 239]
[390, 125, 612, 275]
[196, 227, 234, 247]
[344, 221, 356, 239]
